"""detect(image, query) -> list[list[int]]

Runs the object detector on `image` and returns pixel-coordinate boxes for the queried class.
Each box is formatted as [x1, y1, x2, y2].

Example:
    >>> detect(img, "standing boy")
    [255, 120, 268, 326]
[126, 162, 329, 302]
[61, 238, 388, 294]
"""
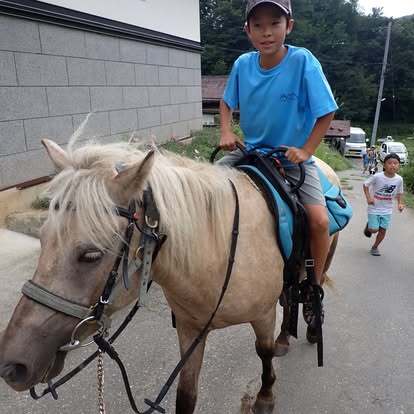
[363, 153, 404, 256]
[361, 147, 368, 174]
[219, 0, 338, 328]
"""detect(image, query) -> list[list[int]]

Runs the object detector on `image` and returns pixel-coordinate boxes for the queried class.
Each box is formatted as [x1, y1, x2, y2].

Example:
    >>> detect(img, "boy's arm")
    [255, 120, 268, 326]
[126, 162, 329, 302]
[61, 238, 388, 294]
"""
[363, 183, 375, 205]
[286, 112, 335, 163]
[219, 99, 239, 150]
[396, 193, 405, 212]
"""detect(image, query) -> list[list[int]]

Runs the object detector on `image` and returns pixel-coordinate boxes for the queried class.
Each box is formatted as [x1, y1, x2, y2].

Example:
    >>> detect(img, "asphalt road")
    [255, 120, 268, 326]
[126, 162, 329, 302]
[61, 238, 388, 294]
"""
[0, 167, 413, 414]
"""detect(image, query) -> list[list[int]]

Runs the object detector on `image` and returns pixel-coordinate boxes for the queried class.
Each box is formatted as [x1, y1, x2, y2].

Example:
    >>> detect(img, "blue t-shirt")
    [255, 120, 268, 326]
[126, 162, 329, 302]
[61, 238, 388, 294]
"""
[223, 46, 338, 151]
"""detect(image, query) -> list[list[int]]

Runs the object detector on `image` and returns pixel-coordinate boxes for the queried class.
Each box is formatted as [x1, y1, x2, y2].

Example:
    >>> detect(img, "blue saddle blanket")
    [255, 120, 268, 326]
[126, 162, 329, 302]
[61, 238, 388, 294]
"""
[239, 165, 353, 259]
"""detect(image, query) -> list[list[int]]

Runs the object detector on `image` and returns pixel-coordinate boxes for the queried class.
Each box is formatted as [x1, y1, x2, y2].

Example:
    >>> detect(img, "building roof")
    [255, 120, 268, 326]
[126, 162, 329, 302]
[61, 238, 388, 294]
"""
[326, 120, 350, 137]
[202, 75, 227, 102]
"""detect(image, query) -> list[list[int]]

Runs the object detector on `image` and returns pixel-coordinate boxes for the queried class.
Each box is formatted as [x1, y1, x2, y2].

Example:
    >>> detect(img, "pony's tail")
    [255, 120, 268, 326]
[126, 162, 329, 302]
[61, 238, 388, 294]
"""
[322, 273, 335, 291]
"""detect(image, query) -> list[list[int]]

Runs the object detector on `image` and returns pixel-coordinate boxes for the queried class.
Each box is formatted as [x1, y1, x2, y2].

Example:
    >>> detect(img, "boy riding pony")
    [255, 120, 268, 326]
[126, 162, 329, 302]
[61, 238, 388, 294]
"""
[218, 0, 338, 339]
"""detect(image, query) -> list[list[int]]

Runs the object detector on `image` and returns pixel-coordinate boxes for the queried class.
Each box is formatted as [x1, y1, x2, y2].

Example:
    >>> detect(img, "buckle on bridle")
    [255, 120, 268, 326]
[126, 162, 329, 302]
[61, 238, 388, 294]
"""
[145, 215, 158, 228]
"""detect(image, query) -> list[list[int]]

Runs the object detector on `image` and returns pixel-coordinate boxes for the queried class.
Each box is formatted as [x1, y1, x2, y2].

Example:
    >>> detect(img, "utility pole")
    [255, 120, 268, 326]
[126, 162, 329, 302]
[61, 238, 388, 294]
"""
[370, 20, 392, 147]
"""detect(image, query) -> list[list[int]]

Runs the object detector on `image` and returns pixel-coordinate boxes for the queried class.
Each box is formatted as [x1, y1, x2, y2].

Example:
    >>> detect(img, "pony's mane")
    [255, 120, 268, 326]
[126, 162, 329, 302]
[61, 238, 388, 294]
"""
[46, 141, 240, 273]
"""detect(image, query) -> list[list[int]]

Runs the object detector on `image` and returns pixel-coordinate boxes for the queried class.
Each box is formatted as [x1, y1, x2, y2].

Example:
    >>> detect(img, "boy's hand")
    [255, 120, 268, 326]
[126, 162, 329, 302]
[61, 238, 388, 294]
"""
[366, 197, 375, 205]
[286, 147, 311, 163]
[398, 203, 405, 212]
[220, 131, 239, 151]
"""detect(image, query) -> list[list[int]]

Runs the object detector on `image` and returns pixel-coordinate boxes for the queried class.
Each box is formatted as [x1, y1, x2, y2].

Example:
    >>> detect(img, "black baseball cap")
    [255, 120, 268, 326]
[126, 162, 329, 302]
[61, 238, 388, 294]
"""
[384, 153, 401, 164]
[246, 0, 292, 19]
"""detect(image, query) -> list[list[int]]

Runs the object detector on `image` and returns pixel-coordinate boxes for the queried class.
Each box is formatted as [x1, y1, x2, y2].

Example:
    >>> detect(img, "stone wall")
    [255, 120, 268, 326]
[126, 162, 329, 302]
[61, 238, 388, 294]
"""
[0, 14, 202, 189]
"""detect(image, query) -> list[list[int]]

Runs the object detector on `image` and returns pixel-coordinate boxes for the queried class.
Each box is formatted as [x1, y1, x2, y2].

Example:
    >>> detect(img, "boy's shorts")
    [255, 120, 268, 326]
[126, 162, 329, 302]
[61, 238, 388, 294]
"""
[217, 148, 326, 206]
[367, 213, 391, 230]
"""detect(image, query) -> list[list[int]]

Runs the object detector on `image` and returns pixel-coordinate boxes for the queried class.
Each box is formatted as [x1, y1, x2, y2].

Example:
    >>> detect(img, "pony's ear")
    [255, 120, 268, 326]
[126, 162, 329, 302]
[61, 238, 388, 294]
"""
[113, 150, 155, 191]
[42, 139, 70, 171]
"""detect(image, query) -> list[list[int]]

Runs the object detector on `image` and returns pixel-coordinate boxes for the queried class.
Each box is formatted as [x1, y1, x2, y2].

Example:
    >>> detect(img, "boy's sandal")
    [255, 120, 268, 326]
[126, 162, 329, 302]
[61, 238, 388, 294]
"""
[302, 284, 325, 328]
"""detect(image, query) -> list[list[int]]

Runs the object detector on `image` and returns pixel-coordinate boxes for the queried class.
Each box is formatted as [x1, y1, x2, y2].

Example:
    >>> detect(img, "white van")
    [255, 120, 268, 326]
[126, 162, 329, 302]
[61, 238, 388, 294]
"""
[343, 127, 367, 157]
[379, 141, 409, 165]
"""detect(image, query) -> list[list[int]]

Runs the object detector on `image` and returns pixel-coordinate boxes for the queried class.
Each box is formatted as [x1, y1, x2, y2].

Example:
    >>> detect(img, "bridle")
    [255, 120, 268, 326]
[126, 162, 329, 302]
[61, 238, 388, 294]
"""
[21, 180, 240, 414]
[22, 187, 164, 353]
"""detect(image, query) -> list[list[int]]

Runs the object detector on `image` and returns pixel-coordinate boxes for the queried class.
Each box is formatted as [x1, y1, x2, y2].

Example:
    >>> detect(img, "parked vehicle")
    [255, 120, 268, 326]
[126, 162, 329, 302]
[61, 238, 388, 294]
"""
[379, 141, 409, 165]
[343, 127, 367, 157]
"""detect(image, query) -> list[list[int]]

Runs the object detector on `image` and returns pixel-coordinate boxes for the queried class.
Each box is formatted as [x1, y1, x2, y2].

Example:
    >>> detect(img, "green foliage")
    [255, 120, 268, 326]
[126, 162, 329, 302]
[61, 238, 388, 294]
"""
[315, 143, 353, 171]
[31, 196, 50, 210]
[401, 164, 414, 194]
[200, 0, 414, 122]
[161, 128, 220, 161]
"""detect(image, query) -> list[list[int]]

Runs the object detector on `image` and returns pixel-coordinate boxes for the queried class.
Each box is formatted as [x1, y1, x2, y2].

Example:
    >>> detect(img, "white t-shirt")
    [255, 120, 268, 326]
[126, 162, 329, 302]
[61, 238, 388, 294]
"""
[364, 172, 404, 215]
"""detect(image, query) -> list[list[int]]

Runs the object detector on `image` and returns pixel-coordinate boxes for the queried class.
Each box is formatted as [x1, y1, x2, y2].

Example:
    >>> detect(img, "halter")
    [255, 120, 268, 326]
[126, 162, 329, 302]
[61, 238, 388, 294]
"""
[22, 180, 240, 414]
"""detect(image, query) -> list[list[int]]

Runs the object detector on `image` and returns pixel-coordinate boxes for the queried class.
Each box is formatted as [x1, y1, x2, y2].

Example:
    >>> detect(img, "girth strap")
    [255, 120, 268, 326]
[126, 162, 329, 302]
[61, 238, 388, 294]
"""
[22, 280, 92, 320]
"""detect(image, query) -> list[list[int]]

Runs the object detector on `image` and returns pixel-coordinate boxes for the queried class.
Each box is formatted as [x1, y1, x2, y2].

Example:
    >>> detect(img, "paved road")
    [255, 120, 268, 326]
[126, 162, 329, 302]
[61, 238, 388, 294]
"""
[0, 168, 413, 414]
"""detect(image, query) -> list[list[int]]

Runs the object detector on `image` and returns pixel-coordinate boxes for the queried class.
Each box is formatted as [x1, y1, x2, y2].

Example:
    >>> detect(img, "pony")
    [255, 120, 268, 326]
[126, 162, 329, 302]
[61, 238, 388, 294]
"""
[0, 139, 339, 413]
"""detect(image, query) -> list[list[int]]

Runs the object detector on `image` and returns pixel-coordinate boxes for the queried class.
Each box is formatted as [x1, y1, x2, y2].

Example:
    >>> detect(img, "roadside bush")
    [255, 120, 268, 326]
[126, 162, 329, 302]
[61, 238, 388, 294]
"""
[401, 164, 414, 194]
[315, 143, 353, 171]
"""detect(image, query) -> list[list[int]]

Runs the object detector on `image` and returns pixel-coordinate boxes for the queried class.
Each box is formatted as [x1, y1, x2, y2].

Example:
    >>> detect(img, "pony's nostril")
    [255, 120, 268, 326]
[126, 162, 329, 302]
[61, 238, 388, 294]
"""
[0, 363, 28, 384]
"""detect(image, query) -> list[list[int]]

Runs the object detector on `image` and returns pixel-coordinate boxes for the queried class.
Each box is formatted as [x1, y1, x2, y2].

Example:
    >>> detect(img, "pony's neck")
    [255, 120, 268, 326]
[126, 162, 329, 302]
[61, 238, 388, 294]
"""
[146, 159, 238, 280]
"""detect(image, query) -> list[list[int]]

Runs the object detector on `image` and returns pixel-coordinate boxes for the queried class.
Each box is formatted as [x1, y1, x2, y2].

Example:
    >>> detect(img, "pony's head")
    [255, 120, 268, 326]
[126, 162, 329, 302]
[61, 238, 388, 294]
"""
[0, 139, 156, 391]
[0, 138, 236, 392]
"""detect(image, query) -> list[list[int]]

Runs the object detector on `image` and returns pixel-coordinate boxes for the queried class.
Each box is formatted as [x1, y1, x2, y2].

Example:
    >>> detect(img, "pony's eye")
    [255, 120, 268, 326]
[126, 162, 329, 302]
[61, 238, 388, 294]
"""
[79, 250, 104, 263]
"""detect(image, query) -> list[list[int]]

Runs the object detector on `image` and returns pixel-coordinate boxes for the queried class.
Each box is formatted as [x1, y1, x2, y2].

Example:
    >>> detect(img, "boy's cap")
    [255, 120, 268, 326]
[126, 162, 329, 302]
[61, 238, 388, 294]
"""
[384, 153, 401, 163]
[246, 0, 292, 19]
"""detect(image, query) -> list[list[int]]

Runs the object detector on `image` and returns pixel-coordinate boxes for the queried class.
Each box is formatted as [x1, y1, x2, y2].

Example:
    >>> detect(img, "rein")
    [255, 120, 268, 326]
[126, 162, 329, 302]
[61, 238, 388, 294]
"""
[23, 179, 240, 414]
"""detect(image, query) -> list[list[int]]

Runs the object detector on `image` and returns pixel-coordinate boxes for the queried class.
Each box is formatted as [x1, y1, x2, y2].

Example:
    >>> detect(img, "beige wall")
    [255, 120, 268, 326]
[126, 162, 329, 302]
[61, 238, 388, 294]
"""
[44, 0, 201, 41]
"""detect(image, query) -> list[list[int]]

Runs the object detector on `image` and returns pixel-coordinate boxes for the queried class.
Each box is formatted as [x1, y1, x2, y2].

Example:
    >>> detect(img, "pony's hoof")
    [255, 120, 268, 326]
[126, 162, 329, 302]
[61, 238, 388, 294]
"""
[253, 397, 275, 414]
[306, 326, 318, 344]
[274, 342, 289, 357]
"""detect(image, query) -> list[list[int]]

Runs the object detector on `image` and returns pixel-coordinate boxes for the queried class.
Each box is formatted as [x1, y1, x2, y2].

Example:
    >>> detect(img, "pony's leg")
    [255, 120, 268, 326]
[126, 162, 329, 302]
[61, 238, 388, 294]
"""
[175, 319, 207, 414]
[251, 308, 277, 414]
[275, 295, 290, 357]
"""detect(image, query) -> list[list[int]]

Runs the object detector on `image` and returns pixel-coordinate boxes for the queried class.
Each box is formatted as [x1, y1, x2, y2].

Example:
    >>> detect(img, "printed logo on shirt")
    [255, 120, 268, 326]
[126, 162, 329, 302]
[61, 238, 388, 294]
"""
[280, 93, 298, 102]
[374, 184, 397, 200]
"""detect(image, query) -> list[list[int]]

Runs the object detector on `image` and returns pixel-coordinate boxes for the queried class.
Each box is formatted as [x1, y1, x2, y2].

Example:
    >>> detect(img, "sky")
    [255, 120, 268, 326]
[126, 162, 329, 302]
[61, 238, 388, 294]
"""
[357, 0, 414, 17]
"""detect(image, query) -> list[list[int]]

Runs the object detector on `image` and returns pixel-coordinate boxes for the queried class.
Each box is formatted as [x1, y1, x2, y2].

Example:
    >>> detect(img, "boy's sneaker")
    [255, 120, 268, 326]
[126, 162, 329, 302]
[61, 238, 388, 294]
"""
[364, 224, 372, 238]
[370, 247, 381, 256]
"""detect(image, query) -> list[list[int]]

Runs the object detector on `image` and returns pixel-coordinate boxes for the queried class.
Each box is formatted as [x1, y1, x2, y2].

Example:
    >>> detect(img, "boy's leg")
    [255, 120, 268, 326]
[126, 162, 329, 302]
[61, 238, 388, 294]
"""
[371, 215, 391, 254]
[372, 228, 386, 249]
[304, 204, 330, 285]
[284, 163, 329, 284]
[215, 148, 244, 167]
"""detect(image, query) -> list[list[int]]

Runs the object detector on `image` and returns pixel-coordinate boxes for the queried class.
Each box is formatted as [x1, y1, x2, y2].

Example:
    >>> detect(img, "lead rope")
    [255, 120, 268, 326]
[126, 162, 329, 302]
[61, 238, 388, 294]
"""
[97, 351, 106, 414]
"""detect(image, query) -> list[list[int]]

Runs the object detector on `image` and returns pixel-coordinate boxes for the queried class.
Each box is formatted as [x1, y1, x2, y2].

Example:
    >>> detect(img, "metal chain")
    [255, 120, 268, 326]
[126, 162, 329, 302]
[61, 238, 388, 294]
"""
[97, 351, 106, 414]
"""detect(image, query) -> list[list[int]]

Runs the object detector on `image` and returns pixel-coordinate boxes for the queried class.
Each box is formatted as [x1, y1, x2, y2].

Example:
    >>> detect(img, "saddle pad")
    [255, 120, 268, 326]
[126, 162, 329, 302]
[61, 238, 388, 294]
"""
[317, 169, 353, 235]
[239, 165, 294, 259]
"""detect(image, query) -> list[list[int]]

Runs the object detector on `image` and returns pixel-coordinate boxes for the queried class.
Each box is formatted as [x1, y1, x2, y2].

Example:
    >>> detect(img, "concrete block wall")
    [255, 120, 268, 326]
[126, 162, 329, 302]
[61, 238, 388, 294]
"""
[0, 14, 203, 189]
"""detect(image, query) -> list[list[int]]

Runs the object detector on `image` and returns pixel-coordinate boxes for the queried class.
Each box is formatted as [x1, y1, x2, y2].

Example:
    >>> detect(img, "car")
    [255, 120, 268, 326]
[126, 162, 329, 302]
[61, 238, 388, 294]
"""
[343, 127, 367, 157]
[379, 141, 409, 165]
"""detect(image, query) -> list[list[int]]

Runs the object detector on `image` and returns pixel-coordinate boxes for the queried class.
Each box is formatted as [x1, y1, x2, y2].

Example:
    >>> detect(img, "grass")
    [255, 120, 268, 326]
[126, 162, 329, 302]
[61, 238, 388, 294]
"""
[161, 127, 221, 161]
[31, 196, 50, 210]
[405, 192, 414, 209]
[315, 143, 353, 171]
